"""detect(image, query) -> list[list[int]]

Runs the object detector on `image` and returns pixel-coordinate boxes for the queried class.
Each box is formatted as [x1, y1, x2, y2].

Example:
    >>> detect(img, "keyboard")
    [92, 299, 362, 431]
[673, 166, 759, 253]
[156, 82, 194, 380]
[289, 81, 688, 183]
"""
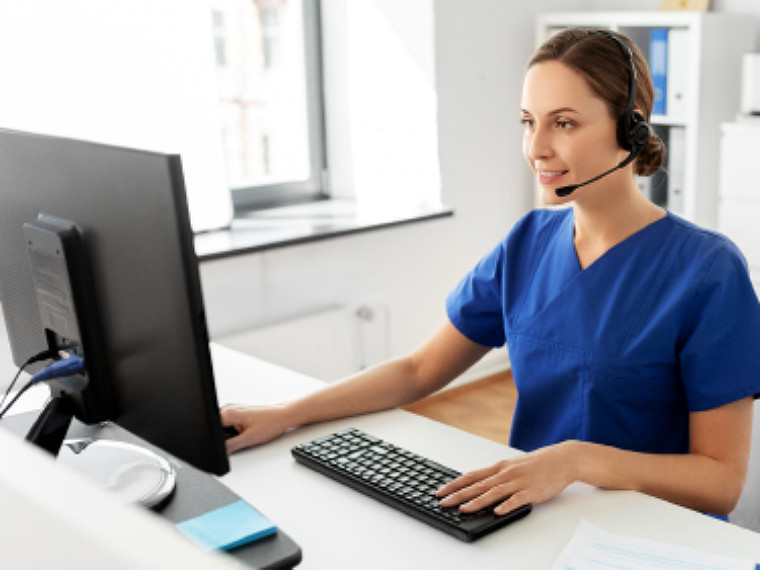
[291, 427, 532, 542]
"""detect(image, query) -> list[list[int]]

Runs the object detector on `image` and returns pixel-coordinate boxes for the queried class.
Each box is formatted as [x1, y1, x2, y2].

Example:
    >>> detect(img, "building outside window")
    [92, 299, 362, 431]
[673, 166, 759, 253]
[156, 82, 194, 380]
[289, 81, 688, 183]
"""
[210, 0, 326, 210]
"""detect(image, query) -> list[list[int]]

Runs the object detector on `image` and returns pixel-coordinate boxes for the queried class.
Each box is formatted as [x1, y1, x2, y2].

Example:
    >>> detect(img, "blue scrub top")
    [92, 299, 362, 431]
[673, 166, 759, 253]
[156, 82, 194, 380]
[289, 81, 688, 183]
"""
[447, 209, 760, 454]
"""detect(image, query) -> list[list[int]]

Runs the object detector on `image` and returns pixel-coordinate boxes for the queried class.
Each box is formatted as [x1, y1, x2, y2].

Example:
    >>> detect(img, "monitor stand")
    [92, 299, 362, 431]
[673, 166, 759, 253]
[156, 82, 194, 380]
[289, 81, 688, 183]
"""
[25, 390, 79, 455]
[25, 392, 177, 509]
[59, 437, 177, 509]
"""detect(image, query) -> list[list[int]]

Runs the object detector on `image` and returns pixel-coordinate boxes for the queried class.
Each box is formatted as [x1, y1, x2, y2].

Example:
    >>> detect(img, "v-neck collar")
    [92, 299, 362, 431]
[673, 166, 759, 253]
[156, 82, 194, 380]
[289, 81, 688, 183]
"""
[568, 210, 671, 272]
[510, 209, 680, 356]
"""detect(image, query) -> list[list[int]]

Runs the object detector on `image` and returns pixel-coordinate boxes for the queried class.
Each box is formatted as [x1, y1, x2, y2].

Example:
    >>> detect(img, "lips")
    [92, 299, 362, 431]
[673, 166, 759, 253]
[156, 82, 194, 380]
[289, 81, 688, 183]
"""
[538, 169, 568, 185]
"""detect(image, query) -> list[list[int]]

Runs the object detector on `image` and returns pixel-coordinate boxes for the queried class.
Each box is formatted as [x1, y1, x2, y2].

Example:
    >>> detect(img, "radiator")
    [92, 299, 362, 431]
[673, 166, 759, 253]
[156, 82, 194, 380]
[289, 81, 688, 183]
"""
[215, 305, 388, 382]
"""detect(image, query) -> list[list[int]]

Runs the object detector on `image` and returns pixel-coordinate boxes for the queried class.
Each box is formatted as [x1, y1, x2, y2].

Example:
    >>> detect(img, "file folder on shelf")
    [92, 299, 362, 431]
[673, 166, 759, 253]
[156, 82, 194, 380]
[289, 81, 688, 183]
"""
[650, 28, 668, 117]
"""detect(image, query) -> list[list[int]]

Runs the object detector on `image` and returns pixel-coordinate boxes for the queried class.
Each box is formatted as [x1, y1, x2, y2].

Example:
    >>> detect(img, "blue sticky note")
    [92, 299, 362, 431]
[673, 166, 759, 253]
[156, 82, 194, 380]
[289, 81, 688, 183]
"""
[176, 500, 277, 551]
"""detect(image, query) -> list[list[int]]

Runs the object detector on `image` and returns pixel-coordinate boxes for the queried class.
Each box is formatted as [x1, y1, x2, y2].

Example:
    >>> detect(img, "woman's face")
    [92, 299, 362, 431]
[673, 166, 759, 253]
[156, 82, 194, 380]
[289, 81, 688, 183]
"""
[521, 60, 627, 204]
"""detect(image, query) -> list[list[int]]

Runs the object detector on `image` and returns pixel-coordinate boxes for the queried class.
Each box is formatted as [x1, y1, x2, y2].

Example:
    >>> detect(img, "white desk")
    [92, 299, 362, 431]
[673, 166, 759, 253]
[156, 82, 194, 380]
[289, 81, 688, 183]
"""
[210, 344, 760, 568]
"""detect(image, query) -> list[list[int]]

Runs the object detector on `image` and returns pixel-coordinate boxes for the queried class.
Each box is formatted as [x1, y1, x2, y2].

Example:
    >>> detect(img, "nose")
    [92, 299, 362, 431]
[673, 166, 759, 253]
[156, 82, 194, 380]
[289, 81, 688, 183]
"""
[524, 123, 553, 164]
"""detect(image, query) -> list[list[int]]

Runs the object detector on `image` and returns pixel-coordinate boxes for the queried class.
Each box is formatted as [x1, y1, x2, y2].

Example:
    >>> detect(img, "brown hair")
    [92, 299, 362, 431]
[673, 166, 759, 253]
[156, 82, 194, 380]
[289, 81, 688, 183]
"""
[529, 28, 666, 176]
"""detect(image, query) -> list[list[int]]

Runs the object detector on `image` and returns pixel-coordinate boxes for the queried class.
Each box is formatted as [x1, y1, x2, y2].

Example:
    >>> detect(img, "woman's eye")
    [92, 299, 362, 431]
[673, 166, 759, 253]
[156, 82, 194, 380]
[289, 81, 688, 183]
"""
[556, 119, 573, 129]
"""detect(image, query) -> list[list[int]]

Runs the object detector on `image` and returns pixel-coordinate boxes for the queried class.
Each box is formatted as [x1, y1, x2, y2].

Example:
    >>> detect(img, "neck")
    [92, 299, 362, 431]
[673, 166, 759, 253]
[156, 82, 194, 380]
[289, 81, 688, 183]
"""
[572, 177, 665, 269]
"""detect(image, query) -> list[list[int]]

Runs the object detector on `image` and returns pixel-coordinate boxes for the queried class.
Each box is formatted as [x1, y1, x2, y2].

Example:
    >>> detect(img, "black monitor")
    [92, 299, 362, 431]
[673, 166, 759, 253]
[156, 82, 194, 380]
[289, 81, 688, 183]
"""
[0, 128, 229, 476]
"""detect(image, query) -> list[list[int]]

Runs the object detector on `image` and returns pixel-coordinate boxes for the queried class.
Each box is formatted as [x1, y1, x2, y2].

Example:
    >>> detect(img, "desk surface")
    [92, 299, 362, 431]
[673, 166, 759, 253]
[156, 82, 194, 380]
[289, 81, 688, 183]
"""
[210, 344, 760, 569]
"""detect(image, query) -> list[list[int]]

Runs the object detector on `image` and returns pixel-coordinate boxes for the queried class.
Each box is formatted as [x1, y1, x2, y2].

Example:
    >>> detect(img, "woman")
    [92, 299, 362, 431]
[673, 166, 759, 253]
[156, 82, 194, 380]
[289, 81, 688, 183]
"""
[221, 29, 760, 518]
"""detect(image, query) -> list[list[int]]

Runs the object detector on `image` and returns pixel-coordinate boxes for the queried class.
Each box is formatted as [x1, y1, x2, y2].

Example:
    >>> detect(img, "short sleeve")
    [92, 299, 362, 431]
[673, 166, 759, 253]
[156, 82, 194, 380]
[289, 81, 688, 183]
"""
[679, 242, 760, 411]
[446, 240, 507, 348]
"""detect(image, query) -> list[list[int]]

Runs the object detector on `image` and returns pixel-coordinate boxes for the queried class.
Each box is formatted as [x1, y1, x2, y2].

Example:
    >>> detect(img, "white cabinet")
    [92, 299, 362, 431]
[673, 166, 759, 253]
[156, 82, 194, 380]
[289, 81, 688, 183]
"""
[536, 12, 755, 229]
[718, 121, 760, 290]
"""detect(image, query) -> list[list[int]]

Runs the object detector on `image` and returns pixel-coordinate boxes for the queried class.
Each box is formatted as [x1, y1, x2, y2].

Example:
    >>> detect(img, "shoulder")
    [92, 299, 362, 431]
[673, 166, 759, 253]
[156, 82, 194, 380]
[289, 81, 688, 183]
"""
[456, 209, 571, 287]
[476, 208, 571, 272]
[667, 216, 760, 411]
[666, 214, 758, 346]
[504, 208, 572, 251]
[665, 213, 749, 273]
[510, 207, 572, 238]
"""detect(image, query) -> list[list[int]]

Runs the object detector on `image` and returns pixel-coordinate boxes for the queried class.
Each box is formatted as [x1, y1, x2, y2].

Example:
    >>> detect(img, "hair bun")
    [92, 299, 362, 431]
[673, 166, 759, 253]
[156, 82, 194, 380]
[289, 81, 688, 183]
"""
[635, 130, 666, 177]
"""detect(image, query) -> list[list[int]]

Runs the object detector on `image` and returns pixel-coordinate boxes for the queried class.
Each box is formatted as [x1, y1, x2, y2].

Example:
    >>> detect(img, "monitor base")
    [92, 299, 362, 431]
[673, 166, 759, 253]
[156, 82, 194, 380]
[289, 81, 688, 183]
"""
[59, 436, 177, 510]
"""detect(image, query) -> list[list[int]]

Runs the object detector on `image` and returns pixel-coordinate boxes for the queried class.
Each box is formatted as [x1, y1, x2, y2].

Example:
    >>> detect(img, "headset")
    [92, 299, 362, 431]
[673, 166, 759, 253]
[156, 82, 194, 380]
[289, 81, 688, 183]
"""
[554, 29, 652, 197]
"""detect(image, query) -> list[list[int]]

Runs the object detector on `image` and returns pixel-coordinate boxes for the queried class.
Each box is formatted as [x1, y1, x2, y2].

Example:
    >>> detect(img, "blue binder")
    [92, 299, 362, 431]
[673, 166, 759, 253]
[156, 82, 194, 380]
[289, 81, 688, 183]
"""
[649, 28, 668, 116]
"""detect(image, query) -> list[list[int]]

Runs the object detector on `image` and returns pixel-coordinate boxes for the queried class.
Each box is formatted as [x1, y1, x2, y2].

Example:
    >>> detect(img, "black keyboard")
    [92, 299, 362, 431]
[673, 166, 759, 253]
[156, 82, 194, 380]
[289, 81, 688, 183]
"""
[291, 427, 531, 542]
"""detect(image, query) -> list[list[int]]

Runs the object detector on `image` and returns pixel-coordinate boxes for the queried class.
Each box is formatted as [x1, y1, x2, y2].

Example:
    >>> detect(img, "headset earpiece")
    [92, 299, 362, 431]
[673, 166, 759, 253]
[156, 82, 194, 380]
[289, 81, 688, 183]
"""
[595, 29, 652, 156]
[629, 112, 651, 152]
[617, 110, 651, 155]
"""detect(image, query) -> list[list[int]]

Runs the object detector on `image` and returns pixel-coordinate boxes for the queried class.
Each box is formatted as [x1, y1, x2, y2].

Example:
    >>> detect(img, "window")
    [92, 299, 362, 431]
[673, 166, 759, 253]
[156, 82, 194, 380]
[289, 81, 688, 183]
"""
[210, 0, 326, 211]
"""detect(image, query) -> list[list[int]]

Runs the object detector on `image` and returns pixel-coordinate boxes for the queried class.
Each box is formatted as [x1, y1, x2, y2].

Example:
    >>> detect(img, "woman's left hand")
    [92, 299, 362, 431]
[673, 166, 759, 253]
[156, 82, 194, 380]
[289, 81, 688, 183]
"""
[435, 441, 580, 515]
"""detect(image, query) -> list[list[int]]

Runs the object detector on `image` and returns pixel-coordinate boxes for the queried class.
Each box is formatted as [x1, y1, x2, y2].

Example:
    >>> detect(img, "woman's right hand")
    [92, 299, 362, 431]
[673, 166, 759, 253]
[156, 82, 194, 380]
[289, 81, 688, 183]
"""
[219, 403, 293, 454]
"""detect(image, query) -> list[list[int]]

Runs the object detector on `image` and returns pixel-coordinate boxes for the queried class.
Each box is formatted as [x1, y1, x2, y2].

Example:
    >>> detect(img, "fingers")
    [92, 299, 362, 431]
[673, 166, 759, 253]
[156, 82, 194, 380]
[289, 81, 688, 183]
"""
[219, 402, 248, 420]
[436, 463, 504, 497]
[220, 405, 247, 454]
[225, 433, 245, 455]
[218, 403, 290, 453]
[435, 445, 575, 516]
[438, 462, 525, 514]
[492, 492, 530, 516]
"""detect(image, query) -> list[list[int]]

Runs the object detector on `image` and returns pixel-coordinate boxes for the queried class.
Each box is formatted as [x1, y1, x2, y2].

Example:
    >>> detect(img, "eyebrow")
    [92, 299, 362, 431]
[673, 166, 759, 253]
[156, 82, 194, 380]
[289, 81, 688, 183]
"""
[520, 107, 581, 117]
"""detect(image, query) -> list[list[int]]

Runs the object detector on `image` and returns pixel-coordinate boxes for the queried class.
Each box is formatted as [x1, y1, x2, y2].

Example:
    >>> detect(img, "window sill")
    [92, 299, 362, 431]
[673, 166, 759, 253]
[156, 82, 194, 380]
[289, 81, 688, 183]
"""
[194, 199, 453, 262]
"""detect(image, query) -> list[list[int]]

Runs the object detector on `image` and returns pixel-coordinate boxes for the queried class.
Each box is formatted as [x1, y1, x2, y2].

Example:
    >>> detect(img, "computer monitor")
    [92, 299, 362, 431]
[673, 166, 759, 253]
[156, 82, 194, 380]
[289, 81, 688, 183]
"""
[0, 128, 230, 476]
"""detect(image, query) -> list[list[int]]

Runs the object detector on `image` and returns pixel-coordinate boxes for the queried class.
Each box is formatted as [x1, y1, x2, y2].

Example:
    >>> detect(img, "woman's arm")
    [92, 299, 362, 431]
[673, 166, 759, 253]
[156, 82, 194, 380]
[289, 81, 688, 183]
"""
[438, 396, 754, 516]
[221, 320, 491, 453]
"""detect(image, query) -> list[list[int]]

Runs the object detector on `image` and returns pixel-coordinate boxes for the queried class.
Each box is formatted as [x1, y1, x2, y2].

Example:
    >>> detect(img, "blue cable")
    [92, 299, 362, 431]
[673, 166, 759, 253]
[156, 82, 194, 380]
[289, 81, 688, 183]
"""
[30, 355, 86, 385]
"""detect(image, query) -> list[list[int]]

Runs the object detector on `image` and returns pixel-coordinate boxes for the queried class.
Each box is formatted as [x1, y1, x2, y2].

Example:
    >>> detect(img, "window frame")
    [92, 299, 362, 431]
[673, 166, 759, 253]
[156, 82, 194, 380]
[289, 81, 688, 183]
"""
[229, 0, 328, 213]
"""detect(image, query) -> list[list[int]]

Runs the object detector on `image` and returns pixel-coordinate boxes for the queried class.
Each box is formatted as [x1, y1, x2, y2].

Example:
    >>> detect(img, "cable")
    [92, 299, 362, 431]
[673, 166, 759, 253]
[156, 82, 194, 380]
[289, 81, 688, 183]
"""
[0, 344, 76, 411]
[0, 365, 28, 413]
[29, 355, 85, 384]
[0, 350, 53, 411]
[0, 352, 84, 420]
[0, 378, 36, 420]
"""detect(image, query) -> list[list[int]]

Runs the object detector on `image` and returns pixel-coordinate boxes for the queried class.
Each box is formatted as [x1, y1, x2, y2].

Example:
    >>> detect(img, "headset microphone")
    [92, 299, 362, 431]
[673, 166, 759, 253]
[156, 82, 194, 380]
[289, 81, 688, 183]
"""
[553, 29, 651, 199]
[554, 146, 640, 198]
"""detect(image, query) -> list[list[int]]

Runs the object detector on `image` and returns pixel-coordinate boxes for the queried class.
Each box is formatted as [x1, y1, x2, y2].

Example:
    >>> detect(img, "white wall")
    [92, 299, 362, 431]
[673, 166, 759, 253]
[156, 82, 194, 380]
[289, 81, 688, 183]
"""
[201, 0, 584, 382]
[322, 0, 442, 210]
